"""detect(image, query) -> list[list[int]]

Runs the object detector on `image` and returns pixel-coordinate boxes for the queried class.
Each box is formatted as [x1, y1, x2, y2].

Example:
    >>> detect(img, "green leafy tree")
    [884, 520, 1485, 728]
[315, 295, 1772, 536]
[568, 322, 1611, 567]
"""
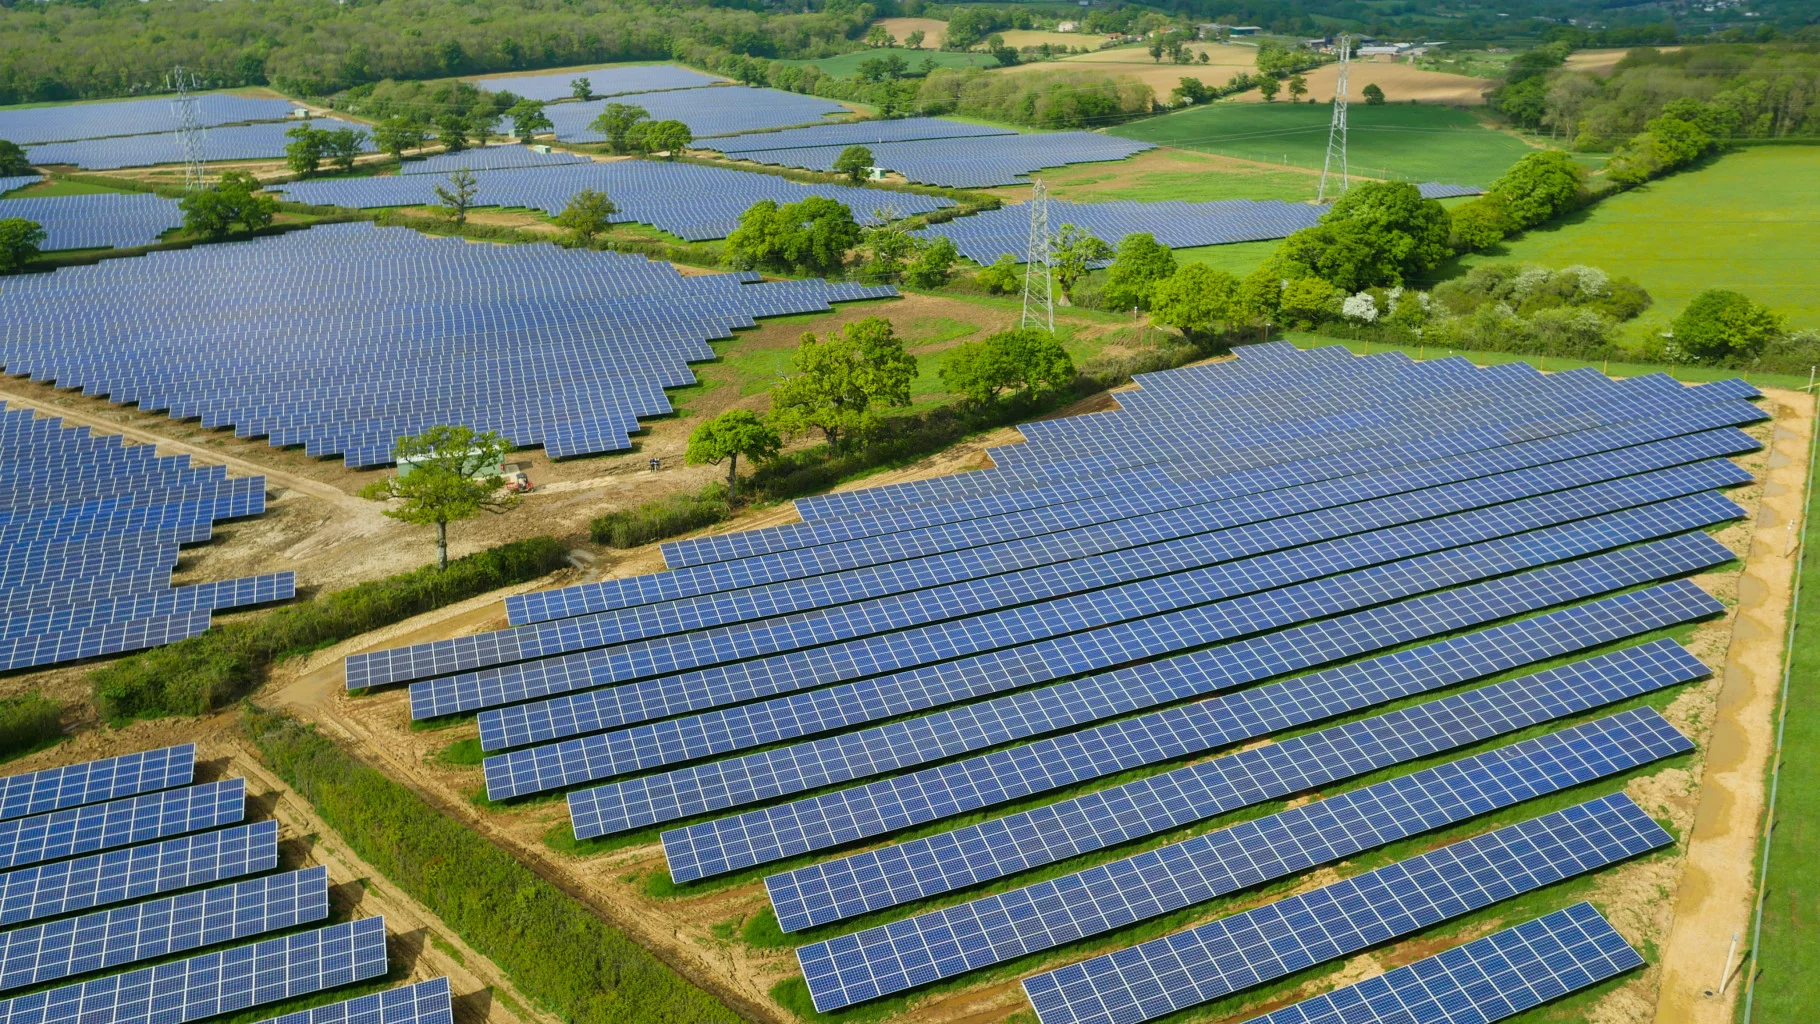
[1362, 82, 1386, 105]
[358, 426, 519, 569]
[554, 188, 616, 245]
[1150, 263, 1238, 340]
[1267, 181, 1450, 292]
[906, 29, 926, 49]
[1050, 223, 1113, 301]
[506, 99, 554, 141]
[1257, 75, 1279, 102]
[992, 45, 1020, 67]
[179, 170, 276, 239]
[638, 118, 692, 157]
[940, 328, 1074, 405]
[435, 114, 472, 153]
[284, 123, 327, 176]
[976, 253, 1021, 294]
[860, 220, 918, 283]
[570, 77, 592, 100]
[1148, 36, 1165, 62]
[326, 127, 367, 172]
[0, 218, 44, 273]
[725, 196, 860, 276]
[1279, 276, 1341, 325]
[1486, 150, 1585, 230]
[1672, 289, 1785, 364]
[373, 116, 430, 160]
[1172, 77, 1213, 105]
[589, 103, 649, 154]
[1287, 73, 1308, 101]
[684, 409, 780, 499]
[1101, 232, 1176, 311]
[0, 140, 29, 176]
[434, 168, 479, 224]
[1447, 194, 1514, 252]
[834, 145, 875, 184]
[905, 235, 958, 289]
[769, 316, 917, 451]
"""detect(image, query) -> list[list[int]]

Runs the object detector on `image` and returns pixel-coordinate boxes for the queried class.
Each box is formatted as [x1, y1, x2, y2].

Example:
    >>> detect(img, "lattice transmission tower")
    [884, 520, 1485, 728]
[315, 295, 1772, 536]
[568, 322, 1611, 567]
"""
[1317, 35, 1351, 204]
[165, 66, 208, 192]
[1021, 178, 1054, 333]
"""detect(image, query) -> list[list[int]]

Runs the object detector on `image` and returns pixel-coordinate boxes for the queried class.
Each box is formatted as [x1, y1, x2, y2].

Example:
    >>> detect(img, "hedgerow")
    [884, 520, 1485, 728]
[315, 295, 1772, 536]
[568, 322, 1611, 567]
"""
[0, 693, 62, 760]
[243, 707, 742, 1024]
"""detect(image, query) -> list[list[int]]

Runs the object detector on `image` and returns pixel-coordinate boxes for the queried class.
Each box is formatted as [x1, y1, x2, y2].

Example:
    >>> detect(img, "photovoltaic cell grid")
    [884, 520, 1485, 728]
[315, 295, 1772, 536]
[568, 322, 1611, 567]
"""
[1017, 795, 1671, 1024]
[0, 194, 184, 251]
[0, 95, 296, 146]
[543, 86, 850, 141]
[26, 119, 374, 171]
[0, 405, 292, 671]
[0, 745, 193, 822]
[700, 116, 1017, 154]
[247, 978, 454, 1024]
[277, 160, 952, 242]
[1232, 903, 1643, 1024]
[0, 177, 40, 196]
[922, 196, 1323, 264]
[0, 916, 388, 1024]
[0, 222, 897, 468]
[470, 65, 726, 102]
[400, 145, 592, 176]
[731, 132, 1157, 188]
[0, 778, 246, 870]
[0, 819, 279, 927]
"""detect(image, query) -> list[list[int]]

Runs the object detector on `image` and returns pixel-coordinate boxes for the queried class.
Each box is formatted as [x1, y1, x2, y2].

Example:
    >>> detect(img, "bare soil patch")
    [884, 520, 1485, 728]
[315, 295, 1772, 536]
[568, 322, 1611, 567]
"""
[1564, 47, 1681, 76]
[873, 18, 950, 48]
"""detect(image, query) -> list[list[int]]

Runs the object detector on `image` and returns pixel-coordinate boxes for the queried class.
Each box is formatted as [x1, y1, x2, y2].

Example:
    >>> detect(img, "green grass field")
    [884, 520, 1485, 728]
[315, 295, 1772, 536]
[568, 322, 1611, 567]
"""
[1107, 101, 1538, 187]
[1013, 152, 1319, 205]
[771, 49, 991, 77]
[1447, 147, 1820, 336]
[2, 178, 132, 198]
[1750, 411, 1820, 1024]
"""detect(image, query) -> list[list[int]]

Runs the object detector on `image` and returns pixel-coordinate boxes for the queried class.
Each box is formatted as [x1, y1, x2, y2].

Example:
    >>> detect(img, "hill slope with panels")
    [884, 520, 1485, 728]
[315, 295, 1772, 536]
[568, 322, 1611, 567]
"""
[469, 65, 726, 102]
[0, 223, 893, 467]
[0, 403, 292, 671]
[0, 95, 295, 146]
[0, 194, 183, 251]
[349, 342, 1760, 1018]
[0, 745, 453, 1024]
[27, 118, 375, 171]
[544, 86, 849, 141]
[726, 132, 1158, 188]
[275, 160, 954, 242]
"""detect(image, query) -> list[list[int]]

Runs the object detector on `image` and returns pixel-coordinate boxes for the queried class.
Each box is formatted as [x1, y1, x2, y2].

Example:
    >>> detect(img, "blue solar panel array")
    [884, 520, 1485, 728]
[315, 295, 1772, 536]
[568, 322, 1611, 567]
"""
[729, 132, 1157, 188]
[1238, 903, 1644, 1024]
[0, 403, 292, 671]
[546, 86, 850, 140]
[701, 116, 1016, 154]
[27, 119, 373, 171]
[0, 194, 183, 251]
[471, 65, 726, 102]
[400, 145, 591, 176]
[346, 341, 1755, 1017]
[0, 177, 40, 197]
[921, 197, 1324, 264]
[277, 160, 952, 241]
[0, 223, 895, 468]
[0, 95, 296, 146]
[0, 744, 445, 1024]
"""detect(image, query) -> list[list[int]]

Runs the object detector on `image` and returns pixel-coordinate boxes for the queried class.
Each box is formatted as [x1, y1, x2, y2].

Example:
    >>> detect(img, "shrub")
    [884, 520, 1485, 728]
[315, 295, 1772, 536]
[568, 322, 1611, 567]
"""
[0, 693, 62, 760]
[589, 484, 729, 547]
[244, 708, 742, 1024]
[1672, 288, 1785, 364]
[90, 537, 567, 720]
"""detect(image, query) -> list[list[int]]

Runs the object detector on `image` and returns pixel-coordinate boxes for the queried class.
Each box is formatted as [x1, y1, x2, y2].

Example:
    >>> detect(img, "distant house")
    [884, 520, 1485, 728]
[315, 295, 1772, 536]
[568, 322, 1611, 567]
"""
[1057, 21, 1079, 32]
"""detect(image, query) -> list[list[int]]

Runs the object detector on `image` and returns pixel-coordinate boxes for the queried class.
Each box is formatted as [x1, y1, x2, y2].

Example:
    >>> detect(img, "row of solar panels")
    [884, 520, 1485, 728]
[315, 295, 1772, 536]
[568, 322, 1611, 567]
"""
[0, 402, 292, 671]
[0, 744, 454, 1024]
[716, 131, 1159, 189]
[348, 343, 1754, 1019]
[25, 119, 373, 172]
[0, 223, 896, 466]
[468, 64, 726, 103]
[0, 194, 183, 251]
[0, 96, 298, 147]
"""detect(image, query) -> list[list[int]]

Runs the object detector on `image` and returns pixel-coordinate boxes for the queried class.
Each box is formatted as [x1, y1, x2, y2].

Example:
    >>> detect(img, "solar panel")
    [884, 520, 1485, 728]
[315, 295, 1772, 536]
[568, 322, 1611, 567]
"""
[0, 195, 184, 251]
[1237, 903, 1643, 1024]
[543, 86, 849, 139]
[0, 95, 296, 146]
[27, 119, 374, 171]
[0, 820, 279, 927]
[246, 978, 454, 1024]
[0, 867, 330, 992]
[0, 917, 388, 1024]
[0, 778, 246, 870]
[920, 196, 1318, 262]
[660, 575, 1720, 883]
[0, 745, 194, 821]
[471, 63, 725, 100]
[765, 642, 1704, 930]
[733, 133, 1157, 188]
[1017, 795, 1669, 1024]
[804, 791, 1673, 1012]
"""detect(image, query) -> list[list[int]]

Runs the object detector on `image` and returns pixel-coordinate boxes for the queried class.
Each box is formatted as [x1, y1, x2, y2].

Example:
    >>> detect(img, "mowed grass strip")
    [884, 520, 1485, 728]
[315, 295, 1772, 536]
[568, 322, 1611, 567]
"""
[1448, 146, 1820, 334]
[1108, 101, 1536, 186]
